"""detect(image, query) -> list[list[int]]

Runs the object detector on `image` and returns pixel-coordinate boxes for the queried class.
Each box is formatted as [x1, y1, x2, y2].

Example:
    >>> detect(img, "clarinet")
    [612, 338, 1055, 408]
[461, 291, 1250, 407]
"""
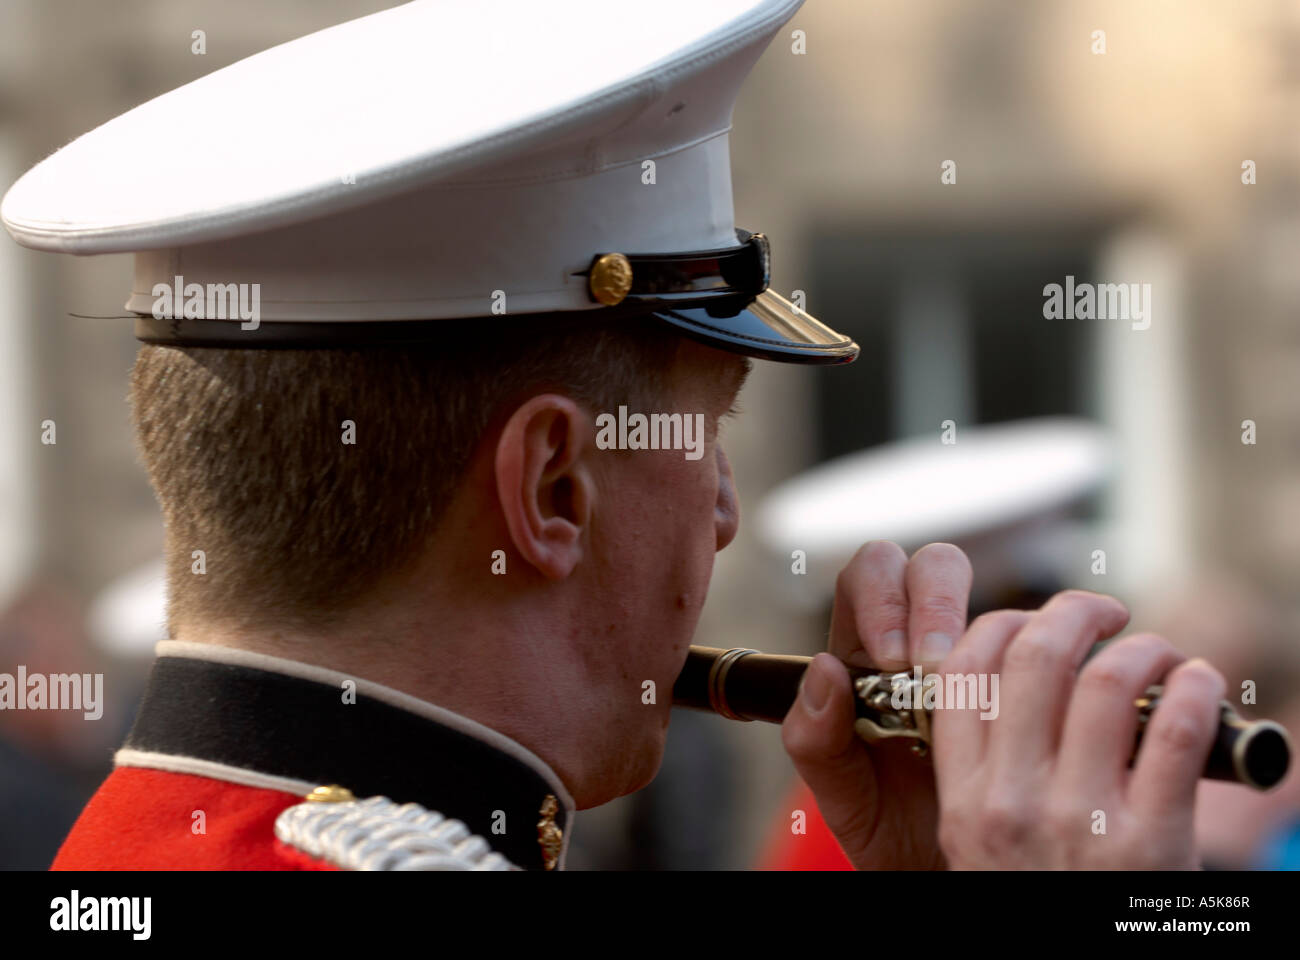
[672, 646, 1292, 791]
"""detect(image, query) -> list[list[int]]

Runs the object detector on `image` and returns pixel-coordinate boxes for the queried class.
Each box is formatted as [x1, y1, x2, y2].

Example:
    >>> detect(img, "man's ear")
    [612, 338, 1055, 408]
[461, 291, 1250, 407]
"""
[494, 394, 594, 581]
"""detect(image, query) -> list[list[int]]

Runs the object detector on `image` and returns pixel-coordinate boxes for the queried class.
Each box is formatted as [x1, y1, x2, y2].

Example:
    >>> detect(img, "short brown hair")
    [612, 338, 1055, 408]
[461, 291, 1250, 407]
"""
[129, 317, 682, 633]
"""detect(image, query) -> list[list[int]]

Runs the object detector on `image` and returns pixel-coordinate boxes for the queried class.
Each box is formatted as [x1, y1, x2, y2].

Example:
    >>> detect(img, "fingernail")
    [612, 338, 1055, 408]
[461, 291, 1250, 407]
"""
[920, 631, 954, 663]
[880, 629, 906, 664]
[802, 658, 831, 714]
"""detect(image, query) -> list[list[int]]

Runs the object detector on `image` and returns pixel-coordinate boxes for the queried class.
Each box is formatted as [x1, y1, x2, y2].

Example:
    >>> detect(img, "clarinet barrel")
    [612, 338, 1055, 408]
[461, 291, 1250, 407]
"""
[672, 646, 1292, 791]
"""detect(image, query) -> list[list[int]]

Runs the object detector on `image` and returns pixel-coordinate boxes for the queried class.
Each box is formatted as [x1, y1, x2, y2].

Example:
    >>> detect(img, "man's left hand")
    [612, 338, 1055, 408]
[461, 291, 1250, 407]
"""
[781, 540, 971, 869]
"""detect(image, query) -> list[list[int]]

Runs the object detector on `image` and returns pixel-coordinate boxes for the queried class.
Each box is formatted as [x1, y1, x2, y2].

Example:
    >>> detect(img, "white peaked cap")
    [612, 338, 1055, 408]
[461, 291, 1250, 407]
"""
[1, 0, 857, 362]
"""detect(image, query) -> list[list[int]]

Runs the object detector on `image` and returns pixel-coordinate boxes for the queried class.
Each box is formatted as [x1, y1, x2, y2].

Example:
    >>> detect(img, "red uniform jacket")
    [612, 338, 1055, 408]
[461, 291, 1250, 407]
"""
[758, 779, 853, 870]
[52, 643, 574, 871]
[54, 768, 333, 870]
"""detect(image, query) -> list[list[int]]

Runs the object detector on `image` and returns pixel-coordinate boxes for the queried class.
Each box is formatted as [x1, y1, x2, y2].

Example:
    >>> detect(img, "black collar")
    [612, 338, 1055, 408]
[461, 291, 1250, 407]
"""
[121, 644, 574, 870]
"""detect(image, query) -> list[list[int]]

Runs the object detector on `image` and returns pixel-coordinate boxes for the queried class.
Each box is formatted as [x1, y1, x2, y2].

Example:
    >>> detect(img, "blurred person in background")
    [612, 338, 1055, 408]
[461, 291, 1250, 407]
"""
[0, 583, 118, 869]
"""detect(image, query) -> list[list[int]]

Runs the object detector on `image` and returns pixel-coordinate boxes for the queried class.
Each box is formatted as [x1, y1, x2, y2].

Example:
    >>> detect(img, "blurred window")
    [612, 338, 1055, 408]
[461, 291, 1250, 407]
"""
[807, 221, 1117, 460]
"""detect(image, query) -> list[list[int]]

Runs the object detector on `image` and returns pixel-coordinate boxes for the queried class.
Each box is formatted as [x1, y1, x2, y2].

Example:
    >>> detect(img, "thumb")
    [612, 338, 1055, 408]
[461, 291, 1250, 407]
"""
[781, 653, 879, 857]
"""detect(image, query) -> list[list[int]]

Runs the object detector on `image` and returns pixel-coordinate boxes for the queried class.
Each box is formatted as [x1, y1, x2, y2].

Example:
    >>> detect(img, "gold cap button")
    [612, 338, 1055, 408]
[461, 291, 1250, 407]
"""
[588, 252, 633, 306]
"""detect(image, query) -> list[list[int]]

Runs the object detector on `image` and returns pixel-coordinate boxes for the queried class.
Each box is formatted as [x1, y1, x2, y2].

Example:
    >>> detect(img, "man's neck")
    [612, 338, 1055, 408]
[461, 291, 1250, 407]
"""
[169, 597, 608, 807]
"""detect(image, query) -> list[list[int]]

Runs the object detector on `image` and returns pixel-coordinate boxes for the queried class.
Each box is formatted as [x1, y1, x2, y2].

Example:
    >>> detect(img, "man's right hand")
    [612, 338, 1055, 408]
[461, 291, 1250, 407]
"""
[932, 590, 1226, 869]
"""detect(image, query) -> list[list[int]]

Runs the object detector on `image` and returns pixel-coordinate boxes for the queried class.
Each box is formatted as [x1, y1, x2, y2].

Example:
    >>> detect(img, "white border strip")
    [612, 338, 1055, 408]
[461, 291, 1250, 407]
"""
[115, 747, 316, 797]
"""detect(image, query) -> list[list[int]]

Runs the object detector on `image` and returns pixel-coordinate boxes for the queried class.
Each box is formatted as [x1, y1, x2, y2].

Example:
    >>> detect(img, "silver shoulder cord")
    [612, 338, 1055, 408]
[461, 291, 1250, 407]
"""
[275, 795, 519, 871]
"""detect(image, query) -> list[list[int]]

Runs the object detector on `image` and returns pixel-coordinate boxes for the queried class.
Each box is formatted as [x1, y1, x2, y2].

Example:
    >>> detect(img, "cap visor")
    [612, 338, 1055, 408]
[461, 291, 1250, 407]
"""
[651, 290, 858, 364]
